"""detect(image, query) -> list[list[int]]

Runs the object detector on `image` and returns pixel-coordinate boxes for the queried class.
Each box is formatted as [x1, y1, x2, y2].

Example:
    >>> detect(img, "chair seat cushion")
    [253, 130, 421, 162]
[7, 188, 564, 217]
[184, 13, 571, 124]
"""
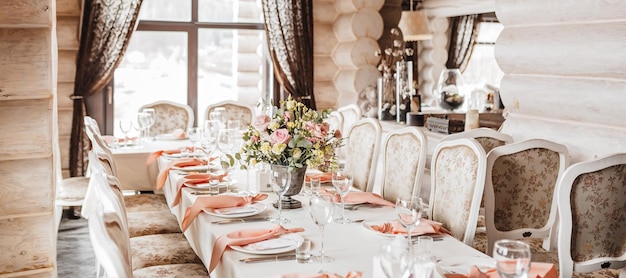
[131, 233, 201, 270]
[58, 177, 90, 202]
[133, 263, 209, 278]
[127, 211, 181, 238]
[124, 194, 169, 212]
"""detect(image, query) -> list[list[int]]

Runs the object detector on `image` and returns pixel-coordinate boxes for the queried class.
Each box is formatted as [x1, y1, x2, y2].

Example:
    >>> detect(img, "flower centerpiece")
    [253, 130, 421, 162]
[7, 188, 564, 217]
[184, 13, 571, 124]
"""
[236, 96, 344, 207]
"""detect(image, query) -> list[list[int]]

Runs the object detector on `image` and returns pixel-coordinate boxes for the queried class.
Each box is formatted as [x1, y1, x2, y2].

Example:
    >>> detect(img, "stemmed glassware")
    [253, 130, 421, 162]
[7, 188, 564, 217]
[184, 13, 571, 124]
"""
[308, 194, 335, 263]
[187, 127, 202, 155]
[379, 242, 412, 278]
[493, 240, 531, 278]
[396, 196, 423, 251]
[217, 129, 235, 153]
[142, 108, 156, 141]
[332, 168, 353, 224]
[219, 152, 237, 194]
[268, 165, 291, 224]
[118, 119, 133, 148]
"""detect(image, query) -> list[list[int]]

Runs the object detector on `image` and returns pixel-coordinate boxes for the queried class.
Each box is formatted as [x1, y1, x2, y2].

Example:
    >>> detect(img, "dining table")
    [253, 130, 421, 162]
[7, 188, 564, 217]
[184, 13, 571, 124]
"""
[156, 152, 491, 277]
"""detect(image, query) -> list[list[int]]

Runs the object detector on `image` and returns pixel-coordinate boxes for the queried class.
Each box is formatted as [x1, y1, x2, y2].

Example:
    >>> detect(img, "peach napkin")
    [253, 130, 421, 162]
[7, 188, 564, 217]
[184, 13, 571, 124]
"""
[343, 192, 395, 207]
[170, 173, 228, 207]
[155, 158, 208, 190]
[443, 263, 557, 278]
[306, 172, 332, 183]
[145, 146, 195, 165]
[274, 271, 362, 278]
[209, 224, 304, 272]
[370, 219, 451, 236]
[181, 193, 269, 232]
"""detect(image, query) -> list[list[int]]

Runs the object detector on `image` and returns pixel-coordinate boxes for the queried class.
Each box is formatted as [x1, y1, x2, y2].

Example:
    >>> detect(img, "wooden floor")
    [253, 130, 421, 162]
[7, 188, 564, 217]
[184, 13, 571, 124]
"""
[57, 209, 96, 277]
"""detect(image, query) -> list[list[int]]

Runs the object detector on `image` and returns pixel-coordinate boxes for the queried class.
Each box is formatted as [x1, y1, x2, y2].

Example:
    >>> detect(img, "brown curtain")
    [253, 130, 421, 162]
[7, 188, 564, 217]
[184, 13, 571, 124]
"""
[69, 0, 143, 176]
[262, 0, 315, 109]
[446, 14, 480, 72]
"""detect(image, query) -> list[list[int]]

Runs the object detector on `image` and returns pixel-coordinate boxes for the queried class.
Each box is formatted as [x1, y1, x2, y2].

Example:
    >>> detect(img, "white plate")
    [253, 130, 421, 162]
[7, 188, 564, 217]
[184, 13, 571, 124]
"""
[230, 233, 303, 255]
[172, 165, 209, 172]
[435, 256, 496, 276]
[185, 179, 235, 189]
[202, 202, 266, 218]
[155, 134, 186, 140]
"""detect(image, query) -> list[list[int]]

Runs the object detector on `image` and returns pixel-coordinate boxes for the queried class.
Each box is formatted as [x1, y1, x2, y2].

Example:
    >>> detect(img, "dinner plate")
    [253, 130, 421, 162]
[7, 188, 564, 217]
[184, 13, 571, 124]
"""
[155, 133, 186, 141]
[203, 202, 266, 218]
[435, 256, 496, 276]
[185, 179, 236, 189]
[172, 165, 209, 172]
[230, 233, 303, 255]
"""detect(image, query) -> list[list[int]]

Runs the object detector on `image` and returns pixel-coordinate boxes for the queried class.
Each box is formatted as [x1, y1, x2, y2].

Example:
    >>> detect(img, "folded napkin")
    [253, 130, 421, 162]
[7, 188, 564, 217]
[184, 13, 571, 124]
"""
[155, 158, 208, 190]
[146, 146, 196, 165]
[171, 128, 186, 139]
[102, 135, 137, 146]
[343, 192, 395, 207]
[181, 193, 269, 232]
[305, 172, 332, 183]
[370, 219, 451, 236]
[170, 172, 228, 207]
[443, 263, 557, 278]
[274, 271, 362, 278]
[209, 224, 304, 272]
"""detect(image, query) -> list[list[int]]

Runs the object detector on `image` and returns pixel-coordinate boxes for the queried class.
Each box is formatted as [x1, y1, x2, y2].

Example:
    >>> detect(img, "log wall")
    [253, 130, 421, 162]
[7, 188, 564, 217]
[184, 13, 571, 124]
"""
[0, 0, 59, 276]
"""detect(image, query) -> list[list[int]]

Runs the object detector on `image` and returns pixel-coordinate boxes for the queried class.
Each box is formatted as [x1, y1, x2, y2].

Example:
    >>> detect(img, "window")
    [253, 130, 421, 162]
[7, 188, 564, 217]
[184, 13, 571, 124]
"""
[112, 0, 269, 136]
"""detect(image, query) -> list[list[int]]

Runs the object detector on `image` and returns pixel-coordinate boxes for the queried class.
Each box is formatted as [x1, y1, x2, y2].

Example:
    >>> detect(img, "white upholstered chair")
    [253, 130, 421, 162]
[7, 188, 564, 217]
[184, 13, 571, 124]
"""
[440, 127, 513, 154]
[87, 173, 207, 277]
[343, 118, 382, 193]
[139, 101, 194, 137]
[204, 100, 255, 126]
[337, 104, 361, 133]
[380, 127, 428, 203]
[429, 138, 487, 246]
[555, 153, 626, 278]
[485, 139, 569, 255]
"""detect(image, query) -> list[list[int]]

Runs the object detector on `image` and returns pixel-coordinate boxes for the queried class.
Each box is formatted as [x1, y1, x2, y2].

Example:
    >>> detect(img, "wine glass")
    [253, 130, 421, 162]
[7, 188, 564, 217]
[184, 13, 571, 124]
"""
[379, 242, 412, 278]
[187, 127, 202, 155]
[227, 119, 241, 132]
[493, 239, 531, 278]
[203, 120, 220, 139]
[308, 194, 335, 263]
[219, 152, 237, 194]
[332, 168, 353, 224]
[268, 165, 291, 224]
[135, 112, 149, 144]
[142, 108, 156, 141]
[217, 129, 235, 153]
[396, 197, 423, 251]
[118, 119, 133, 148]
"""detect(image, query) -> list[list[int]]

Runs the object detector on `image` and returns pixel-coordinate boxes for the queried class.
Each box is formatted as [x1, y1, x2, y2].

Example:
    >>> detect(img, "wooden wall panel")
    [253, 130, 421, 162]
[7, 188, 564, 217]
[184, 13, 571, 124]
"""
[496, 0, 626, 26]
[0, 0, 53, 27]
[57, 109, 73, 137]
[0, 215, 55, 274]
[495, 22, 626, 79]
[59, 135, 70, 169]
[0, 158, 54, 217]
[57, 82, 74, 108]
[57, 50, 77, 82]
[0, 28, 52, 100]
[57, 17, 80, 50]
[56, 0, 81, 16]
[0, 99, 52, 160]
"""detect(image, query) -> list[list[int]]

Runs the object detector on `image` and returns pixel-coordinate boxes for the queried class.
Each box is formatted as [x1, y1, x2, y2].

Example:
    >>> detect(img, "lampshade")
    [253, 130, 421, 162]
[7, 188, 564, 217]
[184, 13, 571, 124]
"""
[398, 10, 432, 41]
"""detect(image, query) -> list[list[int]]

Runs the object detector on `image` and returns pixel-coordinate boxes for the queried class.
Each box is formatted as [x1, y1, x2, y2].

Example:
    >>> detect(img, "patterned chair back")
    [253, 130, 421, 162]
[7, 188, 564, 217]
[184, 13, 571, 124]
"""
[337, 104, 361, 133]
[441, 127, 513, 154]
[556, 153, 626, 277]
[205, 100, 255, 127]
[484, 139, 569, 255]
[430, 138, 487, 246]
[380, 127, 427, 202]
[139, 101, 194, 137]
[344, 118, 382, 193]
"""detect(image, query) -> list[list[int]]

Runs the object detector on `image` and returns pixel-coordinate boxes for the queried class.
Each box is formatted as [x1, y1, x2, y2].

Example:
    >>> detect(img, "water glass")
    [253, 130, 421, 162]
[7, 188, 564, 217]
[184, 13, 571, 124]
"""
[396, 197, 423, 250]
[493, 239, 531, 278]
[309, 194, 335, 263]
[310, 177, 321, 196]
[296, 238, 311, 263]
[379, 242, 411, 278]
[332, 168, 353, 224]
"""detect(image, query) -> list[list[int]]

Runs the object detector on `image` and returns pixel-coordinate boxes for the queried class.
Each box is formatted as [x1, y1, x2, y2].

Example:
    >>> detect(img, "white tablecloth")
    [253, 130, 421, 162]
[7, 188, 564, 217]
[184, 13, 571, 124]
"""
[158, 156, 488, 277]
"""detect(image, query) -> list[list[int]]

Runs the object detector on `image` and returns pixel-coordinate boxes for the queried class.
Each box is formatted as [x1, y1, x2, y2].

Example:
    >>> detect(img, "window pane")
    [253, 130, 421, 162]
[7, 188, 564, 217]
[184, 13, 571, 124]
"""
[114, 31, 188, 136]
[139, 0, 191, 22]
[198, 0, 262, 23]
[197, 29, 265, 122]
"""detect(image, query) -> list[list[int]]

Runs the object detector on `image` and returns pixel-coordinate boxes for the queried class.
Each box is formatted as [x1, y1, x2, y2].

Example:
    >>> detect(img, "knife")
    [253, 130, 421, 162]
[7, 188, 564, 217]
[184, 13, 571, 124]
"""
[211, 217, 268, 224]
[239, 254, 296, 263]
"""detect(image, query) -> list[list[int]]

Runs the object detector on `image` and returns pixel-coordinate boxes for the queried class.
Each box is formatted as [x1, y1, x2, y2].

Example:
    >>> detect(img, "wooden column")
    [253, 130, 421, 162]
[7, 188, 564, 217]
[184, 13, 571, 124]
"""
[0, 0, 59, 277]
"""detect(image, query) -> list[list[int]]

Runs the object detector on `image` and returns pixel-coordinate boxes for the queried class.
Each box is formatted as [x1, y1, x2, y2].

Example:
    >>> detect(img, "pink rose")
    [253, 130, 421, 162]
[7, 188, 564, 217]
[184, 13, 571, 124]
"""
[283, 111, 292, 121]
[334, 129, 342, 139]
[253, 115, 270, 131]
[268, 129, 291, 145]
[251, 136, 259, 142]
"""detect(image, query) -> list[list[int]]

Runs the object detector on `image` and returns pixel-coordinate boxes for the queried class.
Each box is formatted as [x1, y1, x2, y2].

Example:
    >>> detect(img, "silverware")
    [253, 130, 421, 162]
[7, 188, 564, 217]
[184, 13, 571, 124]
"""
[190, 191, 216, 195]
[239, 254, 296, 263]
[211, 217, 268, 224]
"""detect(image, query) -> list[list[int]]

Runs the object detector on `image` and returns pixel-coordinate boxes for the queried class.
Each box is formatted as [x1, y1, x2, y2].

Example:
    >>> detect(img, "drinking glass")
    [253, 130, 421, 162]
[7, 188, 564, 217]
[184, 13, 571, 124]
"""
[396, 196, 423, 251]
[332, 168, 353, 224]
[209, 111, 226, 129]
[227, 119, 241, 132]
[118, 120, 133, 148]
[219, 152, 237, 194]
[308, 194, 335, 263]
[200, 137, 217, 171]
[268, 165, 291, 224]
[187, 127, 202, 154]
[435, 69, 465, 111]
[217, 129, 235, 153]
[379, 242, 411, 278]
[493, 239, 531, 278]
[142, 108, 156, 141]
[203, 120, 220, 139]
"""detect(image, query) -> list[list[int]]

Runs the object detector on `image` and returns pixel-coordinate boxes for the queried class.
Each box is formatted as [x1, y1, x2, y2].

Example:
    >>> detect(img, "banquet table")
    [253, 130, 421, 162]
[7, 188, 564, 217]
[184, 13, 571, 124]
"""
[157, 155, 490, 277]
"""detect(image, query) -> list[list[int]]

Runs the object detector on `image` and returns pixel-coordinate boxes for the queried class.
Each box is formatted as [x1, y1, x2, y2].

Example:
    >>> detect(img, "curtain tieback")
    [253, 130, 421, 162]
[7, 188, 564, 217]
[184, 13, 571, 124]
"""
[69, 95, 84, 100]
